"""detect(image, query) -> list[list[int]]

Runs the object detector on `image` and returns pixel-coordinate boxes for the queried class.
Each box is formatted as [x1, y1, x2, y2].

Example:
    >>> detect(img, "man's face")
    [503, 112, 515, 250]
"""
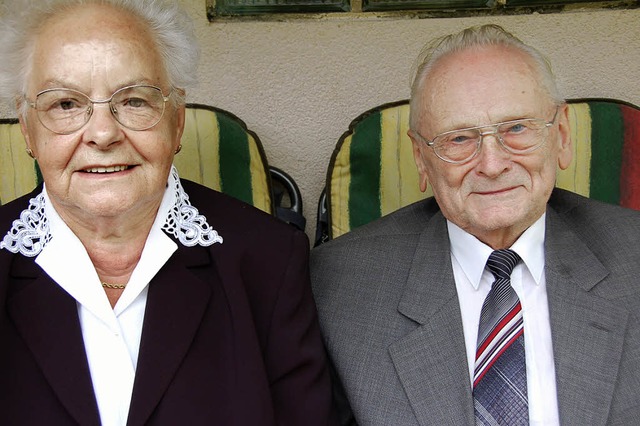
[410, 45, 572, 248]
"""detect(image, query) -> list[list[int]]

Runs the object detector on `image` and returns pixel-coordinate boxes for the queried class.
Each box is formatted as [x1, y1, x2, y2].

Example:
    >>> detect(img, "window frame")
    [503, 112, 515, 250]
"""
[207, 0, 638, 20]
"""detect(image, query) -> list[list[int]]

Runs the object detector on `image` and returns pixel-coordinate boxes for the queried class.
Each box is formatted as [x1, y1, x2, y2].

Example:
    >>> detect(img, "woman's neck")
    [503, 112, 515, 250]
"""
[52, 197, 163, 308]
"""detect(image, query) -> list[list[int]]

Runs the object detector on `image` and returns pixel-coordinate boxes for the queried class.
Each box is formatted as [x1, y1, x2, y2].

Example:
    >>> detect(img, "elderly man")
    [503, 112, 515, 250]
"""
[311, 24, 640, 425]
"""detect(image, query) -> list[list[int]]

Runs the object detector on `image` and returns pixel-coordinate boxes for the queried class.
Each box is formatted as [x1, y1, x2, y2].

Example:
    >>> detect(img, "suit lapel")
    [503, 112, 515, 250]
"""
[545, 208, 626, 424]
[126, 244, 213, 425]
[389, 212, 475, 426]
[7, 254, 101, 425]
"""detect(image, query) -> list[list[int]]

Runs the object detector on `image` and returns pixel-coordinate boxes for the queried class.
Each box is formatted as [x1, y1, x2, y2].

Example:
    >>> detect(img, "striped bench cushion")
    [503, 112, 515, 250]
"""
[328, 99, 640, 239]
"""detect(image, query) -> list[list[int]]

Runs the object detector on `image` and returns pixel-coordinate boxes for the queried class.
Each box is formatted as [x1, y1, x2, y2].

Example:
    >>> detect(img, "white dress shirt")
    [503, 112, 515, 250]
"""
[35, 185, 178, 426]
[448, 215, 560, 426]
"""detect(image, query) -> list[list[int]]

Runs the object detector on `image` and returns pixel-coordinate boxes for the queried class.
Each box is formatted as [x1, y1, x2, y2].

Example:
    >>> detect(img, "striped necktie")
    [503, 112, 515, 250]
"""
[473, 249, 528, 425]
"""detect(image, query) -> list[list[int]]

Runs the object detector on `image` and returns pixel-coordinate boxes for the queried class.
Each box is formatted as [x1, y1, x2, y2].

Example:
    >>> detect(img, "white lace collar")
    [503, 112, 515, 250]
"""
[0, 165, 222, 257]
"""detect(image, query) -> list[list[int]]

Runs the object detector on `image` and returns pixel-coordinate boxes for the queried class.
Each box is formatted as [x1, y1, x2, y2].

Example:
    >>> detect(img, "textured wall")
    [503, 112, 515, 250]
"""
[4, 2, 640, 241]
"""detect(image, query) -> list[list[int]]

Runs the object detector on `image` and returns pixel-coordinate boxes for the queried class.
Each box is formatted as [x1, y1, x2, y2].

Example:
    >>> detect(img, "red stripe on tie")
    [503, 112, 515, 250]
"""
[474, 327, 524, 387]
[476, 301, 522, 355]
[474, 317, 523, 383]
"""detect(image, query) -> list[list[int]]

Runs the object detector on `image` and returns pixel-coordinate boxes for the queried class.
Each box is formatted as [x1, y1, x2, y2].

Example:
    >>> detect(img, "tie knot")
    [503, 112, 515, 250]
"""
[486, 249, 521, 280]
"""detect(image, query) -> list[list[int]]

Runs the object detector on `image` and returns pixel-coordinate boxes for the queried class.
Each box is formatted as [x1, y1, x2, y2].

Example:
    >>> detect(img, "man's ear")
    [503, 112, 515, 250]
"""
[556, 103, 572, 170]
[408, 130, 430, 193]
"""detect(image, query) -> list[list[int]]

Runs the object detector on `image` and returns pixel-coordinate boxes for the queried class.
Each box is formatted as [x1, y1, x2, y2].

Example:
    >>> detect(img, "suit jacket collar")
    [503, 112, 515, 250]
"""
[544, 205, 626, 425]
[390, 211, 475, 425]
[7, 242, 217, 426]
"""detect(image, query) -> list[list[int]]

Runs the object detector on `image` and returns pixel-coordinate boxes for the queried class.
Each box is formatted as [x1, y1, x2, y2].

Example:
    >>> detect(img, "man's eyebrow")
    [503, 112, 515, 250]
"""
[439, 112, 545, 132]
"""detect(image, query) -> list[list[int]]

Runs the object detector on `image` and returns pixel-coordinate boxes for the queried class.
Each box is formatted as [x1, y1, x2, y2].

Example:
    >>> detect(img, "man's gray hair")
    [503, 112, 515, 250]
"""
[0, 0, 199, 116]
[409, 24, 563, 130]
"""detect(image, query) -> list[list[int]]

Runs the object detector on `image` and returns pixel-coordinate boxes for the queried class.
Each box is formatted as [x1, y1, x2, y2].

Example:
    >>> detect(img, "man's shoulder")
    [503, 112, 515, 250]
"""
[310, 197, 441, 304]
[548, 188, 640, 286]
[319, 196, 441, 248]
[549, 188, 640, 229]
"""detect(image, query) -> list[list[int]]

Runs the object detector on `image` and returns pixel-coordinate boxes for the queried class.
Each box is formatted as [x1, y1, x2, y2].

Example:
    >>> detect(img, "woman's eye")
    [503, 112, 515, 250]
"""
[53, 99, 81, 111]
[124, 98, 148, 108]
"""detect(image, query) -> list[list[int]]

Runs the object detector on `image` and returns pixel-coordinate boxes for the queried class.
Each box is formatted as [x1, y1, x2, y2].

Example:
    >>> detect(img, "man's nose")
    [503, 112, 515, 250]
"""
[475, 131, 512, 176]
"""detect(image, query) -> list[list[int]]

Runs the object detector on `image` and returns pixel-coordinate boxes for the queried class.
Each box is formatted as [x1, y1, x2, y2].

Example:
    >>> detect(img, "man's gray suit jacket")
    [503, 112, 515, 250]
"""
[311, 188, 640, 426]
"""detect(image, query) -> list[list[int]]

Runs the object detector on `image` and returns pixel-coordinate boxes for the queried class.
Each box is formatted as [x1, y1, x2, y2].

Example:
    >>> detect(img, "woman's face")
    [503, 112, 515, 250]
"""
[21, 4, 184, 224]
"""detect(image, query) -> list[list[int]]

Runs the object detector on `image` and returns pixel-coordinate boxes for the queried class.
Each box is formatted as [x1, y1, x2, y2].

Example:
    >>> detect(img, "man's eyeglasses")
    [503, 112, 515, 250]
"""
[410, 107, 560, 164]
[26, 84, 172, 135]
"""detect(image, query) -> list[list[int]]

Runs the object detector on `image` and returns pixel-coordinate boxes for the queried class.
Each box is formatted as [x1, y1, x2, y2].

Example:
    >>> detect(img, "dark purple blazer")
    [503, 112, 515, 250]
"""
[0, 180, 337, 426]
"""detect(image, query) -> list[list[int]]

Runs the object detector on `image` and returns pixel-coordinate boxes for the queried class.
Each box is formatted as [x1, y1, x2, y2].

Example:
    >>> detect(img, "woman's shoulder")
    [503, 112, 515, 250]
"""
[180, 179, 310, 287]
[180, 179, 304, 243]
[0, 187, 43, 231]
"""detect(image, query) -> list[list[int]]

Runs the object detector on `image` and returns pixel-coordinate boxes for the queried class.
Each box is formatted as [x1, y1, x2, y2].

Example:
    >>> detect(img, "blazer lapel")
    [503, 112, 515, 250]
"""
[127, 244, 213, 425]
[7, 254, 101, 425]
[389, 212, 475, 426]
[545, 208, 626, 425]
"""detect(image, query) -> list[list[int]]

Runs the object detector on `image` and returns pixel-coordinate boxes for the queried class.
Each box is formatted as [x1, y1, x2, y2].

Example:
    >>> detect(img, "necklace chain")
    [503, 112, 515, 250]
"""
[101, 282, 126, 290]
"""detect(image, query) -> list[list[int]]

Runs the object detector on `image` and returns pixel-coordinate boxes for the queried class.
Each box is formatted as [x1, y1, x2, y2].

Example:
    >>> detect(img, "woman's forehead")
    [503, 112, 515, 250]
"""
[28, 5, 166, 95]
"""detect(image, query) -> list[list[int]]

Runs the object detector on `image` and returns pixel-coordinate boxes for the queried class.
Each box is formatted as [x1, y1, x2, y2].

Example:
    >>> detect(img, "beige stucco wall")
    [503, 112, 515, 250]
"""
[4, 2, 640, 240]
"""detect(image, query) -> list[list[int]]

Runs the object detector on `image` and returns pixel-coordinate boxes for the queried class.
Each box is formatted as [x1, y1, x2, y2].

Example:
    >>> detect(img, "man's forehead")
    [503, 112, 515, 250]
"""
[420, 47, 551, 131]
[425, 45, 542, 92]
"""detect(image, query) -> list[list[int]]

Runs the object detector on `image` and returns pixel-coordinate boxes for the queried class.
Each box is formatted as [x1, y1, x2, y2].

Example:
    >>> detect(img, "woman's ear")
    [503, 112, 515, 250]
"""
[17, 100, 36, 158]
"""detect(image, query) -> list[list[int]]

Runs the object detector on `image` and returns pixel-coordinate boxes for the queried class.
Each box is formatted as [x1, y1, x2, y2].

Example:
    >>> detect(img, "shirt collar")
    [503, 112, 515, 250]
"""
[0, 165, 222, 258]
[448, 213, 546, 290]
[35, 181, 179, 319]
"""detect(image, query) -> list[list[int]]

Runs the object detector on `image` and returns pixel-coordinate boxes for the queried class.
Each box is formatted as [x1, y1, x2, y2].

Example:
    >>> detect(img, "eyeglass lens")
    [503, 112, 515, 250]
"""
[34, 85, 167, 134]
[434, 119, 550, 163]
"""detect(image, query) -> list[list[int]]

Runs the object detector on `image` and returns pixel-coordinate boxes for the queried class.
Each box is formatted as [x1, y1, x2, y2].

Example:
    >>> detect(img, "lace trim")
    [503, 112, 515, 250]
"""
[0, 168, 222, 257]
[162, 167, 223, 247]
[0, 193, 52, 257]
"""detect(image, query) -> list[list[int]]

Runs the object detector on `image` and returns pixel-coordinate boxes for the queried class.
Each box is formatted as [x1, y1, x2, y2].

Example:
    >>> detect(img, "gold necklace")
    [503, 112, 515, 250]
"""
[101, 282, 126, 290]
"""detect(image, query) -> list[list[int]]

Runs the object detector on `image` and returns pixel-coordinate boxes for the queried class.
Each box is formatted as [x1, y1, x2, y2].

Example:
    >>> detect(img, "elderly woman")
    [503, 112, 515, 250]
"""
[0, 1, 336, 425]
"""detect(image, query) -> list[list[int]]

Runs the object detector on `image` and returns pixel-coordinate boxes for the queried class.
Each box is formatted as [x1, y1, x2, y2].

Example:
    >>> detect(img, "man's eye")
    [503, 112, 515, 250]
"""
[444, 132, 476, 145]
[505, 123, 527, 134]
